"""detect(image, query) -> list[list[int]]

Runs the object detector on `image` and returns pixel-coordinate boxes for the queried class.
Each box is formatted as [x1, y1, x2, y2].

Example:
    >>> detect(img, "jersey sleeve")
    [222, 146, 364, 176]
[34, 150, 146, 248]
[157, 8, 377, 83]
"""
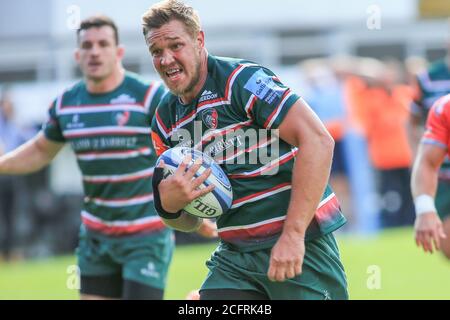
[422, 95, 450, 151]
[151, 104, 172, 157]
[42, 99, 65, 143]
[234, 66, 301, 129]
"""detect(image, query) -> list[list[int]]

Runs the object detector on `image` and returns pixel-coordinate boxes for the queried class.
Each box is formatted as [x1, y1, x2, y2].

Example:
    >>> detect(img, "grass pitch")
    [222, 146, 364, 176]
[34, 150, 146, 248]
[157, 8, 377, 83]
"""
[0, 228, 448, 300]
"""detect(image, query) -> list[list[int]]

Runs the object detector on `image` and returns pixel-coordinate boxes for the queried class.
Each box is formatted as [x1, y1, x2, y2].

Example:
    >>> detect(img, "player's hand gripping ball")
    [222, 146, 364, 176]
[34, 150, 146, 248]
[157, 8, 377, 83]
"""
[156, 147, 233, 218]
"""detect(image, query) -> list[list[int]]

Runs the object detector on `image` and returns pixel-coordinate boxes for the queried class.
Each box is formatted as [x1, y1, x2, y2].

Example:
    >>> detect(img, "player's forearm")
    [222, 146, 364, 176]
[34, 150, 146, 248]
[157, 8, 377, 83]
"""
[283, 134, 334, 237]
[0, 133, 60, 175]
[162, 213, 202, 233]
[411, 154, 439, 199]
[406, 123, 424, 159]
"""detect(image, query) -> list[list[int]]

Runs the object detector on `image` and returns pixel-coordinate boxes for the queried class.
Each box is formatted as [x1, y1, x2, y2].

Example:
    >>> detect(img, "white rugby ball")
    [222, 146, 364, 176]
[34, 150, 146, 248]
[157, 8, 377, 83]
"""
[156, 147, 233, 218]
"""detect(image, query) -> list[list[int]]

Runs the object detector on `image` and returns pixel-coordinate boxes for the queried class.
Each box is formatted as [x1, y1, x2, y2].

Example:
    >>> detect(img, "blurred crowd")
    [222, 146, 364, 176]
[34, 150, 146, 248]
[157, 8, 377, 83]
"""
[299, 55, 430, 232]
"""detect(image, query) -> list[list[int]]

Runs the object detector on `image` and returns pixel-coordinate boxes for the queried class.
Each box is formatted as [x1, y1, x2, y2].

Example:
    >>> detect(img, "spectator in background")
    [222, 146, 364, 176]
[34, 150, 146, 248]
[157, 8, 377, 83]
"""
[0, 89, 29, 261]
[345, 58, 415, 228]
[0, 16, 216, 299]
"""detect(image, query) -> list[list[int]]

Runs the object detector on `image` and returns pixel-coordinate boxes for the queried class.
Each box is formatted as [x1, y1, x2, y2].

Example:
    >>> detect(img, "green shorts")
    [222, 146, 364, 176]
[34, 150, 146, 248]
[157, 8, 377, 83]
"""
[200, 233, 348, 300]
[436, 180, 450, 221]
[77, 227, 175, 290]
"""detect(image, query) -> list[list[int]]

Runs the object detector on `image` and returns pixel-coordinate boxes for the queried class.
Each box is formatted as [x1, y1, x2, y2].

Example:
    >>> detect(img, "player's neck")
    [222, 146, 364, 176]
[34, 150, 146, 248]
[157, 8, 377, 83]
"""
[85, 67, 125, 94]
[180, 50, 208, 104]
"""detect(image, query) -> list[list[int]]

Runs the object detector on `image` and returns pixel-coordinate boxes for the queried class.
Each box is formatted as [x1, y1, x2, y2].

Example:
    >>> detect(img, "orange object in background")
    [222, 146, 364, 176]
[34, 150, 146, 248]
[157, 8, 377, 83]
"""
[325, 119, 345, 142]
[345, 76, 413, 170]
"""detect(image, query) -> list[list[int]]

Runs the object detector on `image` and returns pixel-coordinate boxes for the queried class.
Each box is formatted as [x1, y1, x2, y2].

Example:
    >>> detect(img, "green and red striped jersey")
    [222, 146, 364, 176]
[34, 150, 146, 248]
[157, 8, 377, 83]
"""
[43, 72, 168, 237]
[151, 55, 346, 252]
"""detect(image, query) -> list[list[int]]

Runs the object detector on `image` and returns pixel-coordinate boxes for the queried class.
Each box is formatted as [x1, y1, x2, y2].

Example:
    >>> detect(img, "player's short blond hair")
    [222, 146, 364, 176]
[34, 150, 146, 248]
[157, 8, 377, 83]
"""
[142, 0, 201, 39]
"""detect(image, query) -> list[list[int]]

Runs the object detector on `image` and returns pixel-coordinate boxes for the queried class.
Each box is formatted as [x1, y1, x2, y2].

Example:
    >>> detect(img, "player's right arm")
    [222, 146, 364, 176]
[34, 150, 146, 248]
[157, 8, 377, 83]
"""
[411, 143, 447, 253]
[0, 96, 67, 175]
[411, 96, 449, 253]
[150, 108, 214, 233]
[0, 131, 64, 175]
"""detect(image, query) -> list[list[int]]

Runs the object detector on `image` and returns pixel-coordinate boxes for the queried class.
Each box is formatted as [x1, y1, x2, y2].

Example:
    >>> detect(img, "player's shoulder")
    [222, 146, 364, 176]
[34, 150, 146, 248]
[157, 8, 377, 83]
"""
[209, 55, 281, 96]
[430, 94, 450, 118]
[208, 54, 264, 80]
[123, 71, 161, 91]
[53, 80, 84, 106]
[425, 60, 449, 80]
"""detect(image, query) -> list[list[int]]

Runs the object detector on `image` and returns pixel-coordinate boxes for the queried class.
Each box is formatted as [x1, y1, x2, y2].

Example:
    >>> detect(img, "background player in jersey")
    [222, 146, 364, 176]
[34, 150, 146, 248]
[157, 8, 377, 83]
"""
[409, 38, 450, 259]
[0, 15, 215, 300]
[143, 0, 348, 300]
[411, 94, 450, 257]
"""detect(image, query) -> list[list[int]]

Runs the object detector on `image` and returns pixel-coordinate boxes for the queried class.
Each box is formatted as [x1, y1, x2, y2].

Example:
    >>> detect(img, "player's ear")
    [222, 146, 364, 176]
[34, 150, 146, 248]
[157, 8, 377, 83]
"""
[74, 49, 80, 63]
[197, 31, 205, 49]
[117, 45, 125, 60]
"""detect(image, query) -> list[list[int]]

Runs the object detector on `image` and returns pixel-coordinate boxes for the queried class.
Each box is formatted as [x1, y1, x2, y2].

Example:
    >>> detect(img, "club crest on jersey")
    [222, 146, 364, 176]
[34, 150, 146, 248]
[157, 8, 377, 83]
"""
[67, 114, 85, 129]
[202, 109, 218, 129]
[113, 111, 130, 126]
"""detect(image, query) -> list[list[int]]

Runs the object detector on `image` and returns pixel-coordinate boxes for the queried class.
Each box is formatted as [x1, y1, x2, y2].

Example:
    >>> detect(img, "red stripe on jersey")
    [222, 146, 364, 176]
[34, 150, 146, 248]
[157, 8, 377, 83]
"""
[171, 109, 196, 130]
[83, 172, 154, 184]
[197, 64, 245, 108]
[315, 194, 340, 223]
[224, 64, 245, 100]
[142, 83, 155, 107]
[152, 130, 169, 156]
[65, 131, 142, 138]
[218, 218, 284, 241]
[155, 110, 171, 135]
[78, 147, 150, 157]
[61, 103, 145, 110]
[246, 95, 258, 119]
[228, 150, 296, 179]
[232, 182, 291, 206]
[263, 89, 291, 128]
[82, 217, 165, 236]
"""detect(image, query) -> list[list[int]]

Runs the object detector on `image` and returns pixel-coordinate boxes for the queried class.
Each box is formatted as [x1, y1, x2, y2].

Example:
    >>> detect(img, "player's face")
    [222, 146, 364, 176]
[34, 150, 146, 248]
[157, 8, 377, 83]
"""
[146, 20, 203, 98]
[75, 26, 122, 82]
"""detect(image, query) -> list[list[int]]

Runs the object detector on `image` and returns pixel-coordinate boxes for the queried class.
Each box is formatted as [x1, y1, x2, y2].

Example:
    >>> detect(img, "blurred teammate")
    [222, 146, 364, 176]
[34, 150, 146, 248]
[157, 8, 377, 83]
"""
[409, 39, 450, 258]
[411, 94, 450, 257]
[143, 0, 348, 300]
[0, 15, 208, 299]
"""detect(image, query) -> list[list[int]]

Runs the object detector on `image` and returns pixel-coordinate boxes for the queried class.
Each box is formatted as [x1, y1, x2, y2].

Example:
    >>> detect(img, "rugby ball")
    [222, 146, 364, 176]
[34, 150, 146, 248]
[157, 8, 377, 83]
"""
[156, 147, 233, 218]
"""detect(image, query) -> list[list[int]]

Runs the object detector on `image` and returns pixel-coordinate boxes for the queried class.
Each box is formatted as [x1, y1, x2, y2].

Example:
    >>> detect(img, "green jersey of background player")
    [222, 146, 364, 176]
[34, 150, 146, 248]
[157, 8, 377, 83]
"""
[0, 15, 188, 300]
[143, 0, 348, 300]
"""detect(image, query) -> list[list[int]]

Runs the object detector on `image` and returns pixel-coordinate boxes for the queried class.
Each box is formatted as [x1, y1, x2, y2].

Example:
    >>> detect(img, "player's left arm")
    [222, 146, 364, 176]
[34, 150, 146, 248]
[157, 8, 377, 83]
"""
[411, 96, 450, 253]
[268, 97, 334, 282]
[411, 143, 447, 253]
